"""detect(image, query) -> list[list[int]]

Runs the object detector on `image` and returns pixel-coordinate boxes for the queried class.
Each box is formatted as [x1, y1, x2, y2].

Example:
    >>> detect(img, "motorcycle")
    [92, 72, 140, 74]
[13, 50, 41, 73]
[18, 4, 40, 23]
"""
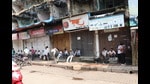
[12, 61, 23, 84]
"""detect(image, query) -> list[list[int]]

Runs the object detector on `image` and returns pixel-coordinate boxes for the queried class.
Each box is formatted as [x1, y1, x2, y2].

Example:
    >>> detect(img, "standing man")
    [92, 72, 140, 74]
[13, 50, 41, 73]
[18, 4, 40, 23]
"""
[117, 43, 126, 65]
[51, 48, 58, 63]
[12, 48, 16, 60]
[24, 47, 29, 56]
[44, 46, 50, 61]
[23, 47, 30, 63]
[30, 47, 35, 61]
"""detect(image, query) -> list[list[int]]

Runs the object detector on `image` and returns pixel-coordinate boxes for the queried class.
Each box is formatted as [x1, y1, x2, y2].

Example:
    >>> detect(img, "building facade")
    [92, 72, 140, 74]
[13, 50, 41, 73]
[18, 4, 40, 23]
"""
[12, 0, 137, 65]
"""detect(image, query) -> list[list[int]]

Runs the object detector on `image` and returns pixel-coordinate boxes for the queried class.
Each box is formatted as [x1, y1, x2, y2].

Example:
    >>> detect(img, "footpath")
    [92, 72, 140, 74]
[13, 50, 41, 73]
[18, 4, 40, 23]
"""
[30, 60, 138, 74]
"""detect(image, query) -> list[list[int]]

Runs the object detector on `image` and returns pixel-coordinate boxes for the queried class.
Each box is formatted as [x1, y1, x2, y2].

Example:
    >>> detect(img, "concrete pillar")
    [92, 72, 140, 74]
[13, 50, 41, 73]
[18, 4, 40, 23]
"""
[95, 30, 100, 57]
[130, 27, 138, 66]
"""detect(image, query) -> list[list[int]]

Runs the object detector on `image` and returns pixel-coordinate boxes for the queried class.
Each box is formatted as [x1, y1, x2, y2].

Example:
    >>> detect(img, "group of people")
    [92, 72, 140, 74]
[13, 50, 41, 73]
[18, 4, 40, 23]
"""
[94, 48, 116, 63]
[94, 43, 126, 65]
[12, 47, 81, 63]
[52, 48, 81, 63]
[65, 48, 81, 63]
[12, 46, 50, 61]
[13, 43, 126, 65]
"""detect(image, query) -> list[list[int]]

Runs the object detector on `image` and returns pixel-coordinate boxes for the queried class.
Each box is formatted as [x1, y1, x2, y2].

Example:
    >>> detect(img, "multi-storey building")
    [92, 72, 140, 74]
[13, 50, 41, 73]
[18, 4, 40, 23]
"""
[12, 0, 138, 65]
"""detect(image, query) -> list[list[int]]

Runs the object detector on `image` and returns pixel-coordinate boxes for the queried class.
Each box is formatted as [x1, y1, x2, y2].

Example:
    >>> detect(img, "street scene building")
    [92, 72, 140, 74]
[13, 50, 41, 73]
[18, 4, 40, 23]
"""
[12, 0, 138, 66]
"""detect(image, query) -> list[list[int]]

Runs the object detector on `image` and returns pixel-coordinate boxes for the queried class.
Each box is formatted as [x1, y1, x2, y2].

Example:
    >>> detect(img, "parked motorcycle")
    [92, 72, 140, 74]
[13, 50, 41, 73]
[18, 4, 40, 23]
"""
[12, 61, 23, 84]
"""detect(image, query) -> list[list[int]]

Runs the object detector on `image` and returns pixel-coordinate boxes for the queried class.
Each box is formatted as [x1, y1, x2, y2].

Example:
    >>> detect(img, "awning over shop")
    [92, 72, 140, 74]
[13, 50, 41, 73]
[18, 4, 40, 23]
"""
[12, 16, 54, 33]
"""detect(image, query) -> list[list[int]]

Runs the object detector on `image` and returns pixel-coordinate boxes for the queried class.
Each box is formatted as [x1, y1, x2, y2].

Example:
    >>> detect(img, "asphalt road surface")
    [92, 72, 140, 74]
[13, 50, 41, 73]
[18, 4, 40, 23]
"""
[21, 65, 138, 84]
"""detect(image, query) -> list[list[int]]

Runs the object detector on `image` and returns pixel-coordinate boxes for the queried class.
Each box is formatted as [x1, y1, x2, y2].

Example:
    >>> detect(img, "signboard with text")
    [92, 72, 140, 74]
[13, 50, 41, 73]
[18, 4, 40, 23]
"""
[18, 32, 30, 39]
[89, 14, 125, 31]
[128, 0, 138, 26]
[46, 25, 64, 35]
[62, 14, 89, 31]
[29, 28, 45, 37]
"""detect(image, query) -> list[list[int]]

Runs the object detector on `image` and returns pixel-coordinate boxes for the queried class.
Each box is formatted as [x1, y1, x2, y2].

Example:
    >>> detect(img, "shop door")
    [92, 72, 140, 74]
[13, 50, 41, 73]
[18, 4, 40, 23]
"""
[52, 33, 70, 51]
[99, 32, 119, 52]
[71, 30, 95, 56]
[99, 29, 132, 58]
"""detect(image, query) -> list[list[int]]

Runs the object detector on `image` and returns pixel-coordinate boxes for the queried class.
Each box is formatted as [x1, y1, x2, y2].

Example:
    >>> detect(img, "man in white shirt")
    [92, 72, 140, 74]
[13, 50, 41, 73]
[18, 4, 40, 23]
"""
[24, 47, 29, 56]
[44, 46, 50, 60]
[101, 48, 109, 63]
[117, 43, 126, 64]
[66, 49, 74, 63]
[51, 48, 59, 63]
[23, 47, 30, 63]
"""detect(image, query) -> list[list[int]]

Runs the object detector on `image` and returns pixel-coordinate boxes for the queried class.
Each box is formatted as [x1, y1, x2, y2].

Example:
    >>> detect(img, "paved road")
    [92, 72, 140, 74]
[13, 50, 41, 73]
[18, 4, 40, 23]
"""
[21, 65, 138, 84]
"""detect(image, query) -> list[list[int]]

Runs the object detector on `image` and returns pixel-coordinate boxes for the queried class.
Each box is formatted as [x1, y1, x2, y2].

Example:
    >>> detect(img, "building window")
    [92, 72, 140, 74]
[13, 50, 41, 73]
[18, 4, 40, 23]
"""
[98, 0, 126, 10]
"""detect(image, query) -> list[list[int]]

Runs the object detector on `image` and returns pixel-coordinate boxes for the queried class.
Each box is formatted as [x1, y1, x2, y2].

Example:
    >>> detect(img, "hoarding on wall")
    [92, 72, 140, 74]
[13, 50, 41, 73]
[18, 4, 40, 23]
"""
[29, 28, 45, 37]
[128, 0, 138, 26]
[12, 33, 18, 40]
[62, 14, 89, 31]
[18, 32, 30, 39]
[89, 14, 125, 31]
[46, 25, 64, 35]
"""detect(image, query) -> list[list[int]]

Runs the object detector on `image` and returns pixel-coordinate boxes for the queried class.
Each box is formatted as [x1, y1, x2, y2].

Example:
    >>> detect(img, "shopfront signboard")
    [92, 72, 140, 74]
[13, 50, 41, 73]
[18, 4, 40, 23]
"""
[89, 14, 125, 31]
[62, 14, 89, 31]
[29, 28, 45, 37]
[18, 32, 30, 39]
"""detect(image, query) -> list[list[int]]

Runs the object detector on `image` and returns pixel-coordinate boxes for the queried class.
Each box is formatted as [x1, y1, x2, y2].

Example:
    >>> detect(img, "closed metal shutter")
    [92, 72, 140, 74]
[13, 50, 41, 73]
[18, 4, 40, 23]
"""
[71, 30, 95, 56]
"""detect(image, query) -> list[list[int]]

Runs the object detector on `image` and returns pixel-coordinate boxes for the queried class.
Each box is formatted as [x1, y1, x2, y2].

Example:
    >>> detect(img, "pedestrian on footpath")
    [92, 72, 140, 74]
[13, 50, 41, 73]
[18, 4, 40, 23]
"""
[51, 48, 59, 63]
[44, 46, 50, 61]
[64, 48, 69, 60]
[12, 48, 16, 61]
[74, 48, 81, 57]
[23, 47, 30, 63]
[30, 46, 35, 61]
[101, 48, 109, 64]
[56, 50, 63, 62]
[117, 42, 126, 65]
[66, 49, 75, 63]
[107, 48, 117, 62]
[24, 47, 30, 57]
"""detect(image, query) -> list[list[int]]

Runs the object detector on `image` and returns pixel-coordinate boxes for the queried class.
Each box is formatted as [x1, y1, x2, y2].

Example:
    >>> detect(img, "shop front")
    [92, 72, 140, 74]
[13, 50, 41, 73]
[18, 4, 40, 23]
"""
[24, 27, 50, 51]
[89, 13, 132, 64]
[62, 13, 95, 56]
[70, 30, 95, 56]
[46, 24, 70, 51]
[12, 33, 24, 51]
